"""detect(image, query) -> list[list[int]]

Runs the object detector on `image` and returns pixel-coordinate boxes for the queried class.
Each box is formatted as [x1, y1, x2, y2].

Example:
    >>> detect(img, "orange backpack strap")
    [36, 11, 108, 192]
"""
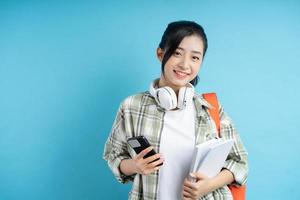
[202, 93, 246, 200]
[202, 93, 220, 135]
[229, 185, 246, 200]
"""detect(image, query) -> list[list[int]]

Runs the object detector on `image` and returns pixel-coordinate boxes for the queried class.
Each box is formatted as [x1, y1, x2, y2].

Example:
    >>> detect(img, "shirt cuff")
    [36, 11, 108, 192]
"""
[104, 149, 135, 184]
[223, 159, 248, 186]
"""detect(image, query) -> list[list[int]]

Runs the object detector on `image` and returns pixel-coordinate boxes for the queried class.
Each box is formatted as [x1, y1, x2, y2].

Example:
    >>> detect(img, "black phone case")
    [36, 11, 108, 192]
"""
[127, 136, 162, 166]
[127, 136, 156, 158]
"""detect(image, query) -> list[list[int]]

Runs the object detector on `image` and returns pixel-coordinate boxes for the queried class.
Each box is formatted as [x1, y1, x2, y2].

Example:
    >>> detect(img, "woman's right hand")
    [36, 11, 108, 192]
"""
[132, 146, 164, 175]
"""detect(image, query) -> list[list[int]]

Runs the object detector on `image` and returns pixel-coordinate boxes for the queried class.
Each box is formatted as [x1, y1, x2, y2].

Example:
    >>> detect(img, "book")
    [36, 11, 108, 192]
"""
[189, 138, 234, 181]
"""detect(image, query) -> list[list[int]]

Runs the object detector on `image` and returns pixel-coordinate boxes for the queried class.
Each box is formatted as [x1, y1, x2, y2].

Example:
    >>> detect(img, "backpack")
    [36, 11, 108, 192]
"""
[202, 93, 246, 200]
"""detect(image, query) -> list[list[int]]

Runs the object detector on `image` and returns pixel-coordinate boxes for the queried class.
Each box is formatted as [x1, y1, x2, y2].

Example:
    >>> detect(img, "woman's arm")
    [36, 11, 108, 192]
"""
[103, 105, 135, 183]
[183, 104, 248, 199]
[219, 105, 248, 186]
[182, 169, 234, 199]
[206, 169, 234, 192]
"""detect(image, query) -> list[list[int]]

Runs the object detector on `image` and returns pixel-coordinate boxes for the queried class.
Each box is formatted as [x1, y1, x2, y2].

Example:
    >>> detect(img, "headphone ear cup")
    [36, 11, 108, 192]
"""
[157, 86, 177, 110]
[149, 80, 159, 103]
[177, 86, 194, 109]
[177, 87, 187, 109]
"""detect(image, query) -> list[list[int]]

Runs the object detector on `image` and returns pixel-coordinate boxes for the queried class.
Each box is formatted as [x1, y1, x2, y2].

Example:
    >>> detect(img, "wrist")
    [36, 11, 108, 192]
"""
[129, 158, 138, 174]
[208, 169, 234, 191]
[207, 177, 219, 192]
[120, 159, 137, 176]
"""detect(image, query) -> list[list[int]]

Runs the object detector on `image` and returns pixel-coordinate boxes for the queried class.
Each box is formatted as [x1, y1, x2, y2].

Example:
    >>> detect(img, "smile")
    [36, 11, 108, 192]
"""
[174, 70, 189, 78]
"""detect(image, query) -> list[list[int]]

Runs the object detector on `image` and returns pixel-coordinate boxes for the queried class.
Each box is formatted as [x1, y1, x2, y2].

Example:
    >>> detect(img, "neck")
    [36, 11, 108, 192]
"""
[158, 77, 180, 96]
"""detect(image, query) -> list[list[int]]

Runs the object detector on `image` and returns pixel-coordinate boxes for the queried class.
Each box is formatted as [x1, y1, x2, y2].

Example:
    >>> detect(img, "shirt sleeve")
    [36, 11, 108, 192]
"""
[219, 105, 249, 186]
[103, 104, 135, 184]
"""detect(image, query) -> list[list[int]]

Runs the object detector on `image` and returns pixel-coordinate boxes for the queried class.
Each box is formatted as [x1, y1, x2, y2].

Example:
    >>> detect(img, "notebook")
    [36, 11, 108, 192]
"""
[189, 138, 234, 181]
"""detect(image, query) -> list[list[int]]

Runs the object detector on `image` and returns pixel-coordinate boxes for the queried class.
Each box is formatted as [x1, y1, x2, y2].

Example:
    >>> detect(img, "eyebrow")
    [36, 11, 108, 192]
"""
[177, 47, 202, 55]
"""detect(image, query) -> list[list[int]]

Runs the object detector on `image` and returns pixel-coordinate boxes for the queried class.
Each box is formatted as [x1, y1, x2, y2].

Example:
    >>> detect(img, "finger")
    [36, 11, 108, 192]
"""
[148, 162, 161, 172]
[187, 176, 197, 183]
[182, 190, 193, 198]
[183, 196, 193, 200]
[148, 157, 164, 168]
[191, 172, 207, 180]
[148, 165, 161, 174]
[144, 153, 162, 164]
[183, 179, 197, 190]
[183, 185, 196, 195]
[137, 146, 154, 159]
[183, 189, 197, 199]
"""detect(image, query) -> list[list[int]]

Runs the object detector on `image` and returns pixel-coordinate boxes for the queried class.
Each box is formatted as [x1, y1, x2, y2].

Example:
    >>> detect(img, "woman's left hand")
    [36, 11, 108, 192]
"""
[182, 172, 213, 200]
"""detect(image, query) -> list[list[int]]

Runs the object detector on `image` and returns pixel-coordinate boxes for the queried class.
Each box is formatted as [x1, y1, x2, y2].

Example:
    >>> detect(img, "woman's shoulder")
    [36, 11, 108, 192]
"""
[120, 91, 155, 109]
[193, 93, 218, 109]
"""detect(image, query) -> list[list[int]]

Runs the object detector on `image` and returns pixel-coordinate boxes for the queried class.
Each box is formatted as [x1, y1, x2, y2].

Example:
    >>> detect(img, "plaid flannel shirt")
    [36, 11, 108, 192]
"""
[103, 91, 248, 200]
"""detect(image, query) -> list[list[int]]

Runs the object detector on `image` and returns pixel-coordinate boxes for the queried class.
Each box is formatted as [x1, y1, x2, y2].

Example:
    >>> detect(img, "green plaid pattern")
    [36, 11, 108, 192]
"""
[103, 92, 248, 200]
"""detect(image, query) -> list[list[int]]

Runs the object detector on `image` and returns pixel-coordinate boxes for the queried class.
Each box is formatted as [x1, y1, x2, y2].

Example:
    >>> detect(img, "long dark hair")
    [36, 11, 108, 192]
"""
[158, 20, 208, 86]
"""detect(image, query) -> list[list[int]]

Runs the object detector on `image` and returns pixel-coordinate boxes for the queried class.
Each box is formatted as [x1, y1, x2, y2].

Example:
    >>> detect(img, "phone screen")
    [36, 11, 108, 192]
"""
[127, 136, 156, 157]
[127, 136, 162, 166]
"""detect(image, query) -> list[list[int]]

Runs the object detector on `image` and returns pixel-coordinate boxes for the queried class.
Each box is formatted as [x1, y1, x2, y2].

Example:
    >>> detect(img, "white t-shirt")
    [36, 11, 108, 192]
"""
[157, 102, 196, 200]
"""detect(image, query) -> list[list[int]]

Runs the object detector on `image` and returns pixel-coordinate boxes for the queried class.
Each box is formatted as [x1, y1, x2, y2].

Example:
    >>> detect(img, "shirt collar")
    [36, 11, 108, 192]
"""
[193, 94, 214, 117]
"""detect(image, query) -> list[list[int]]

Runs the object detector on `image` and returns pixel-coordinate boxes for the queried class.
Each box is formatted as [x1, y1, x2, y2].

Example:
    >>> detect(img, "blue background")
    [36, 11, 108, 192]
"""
[1, 0, 299, 199]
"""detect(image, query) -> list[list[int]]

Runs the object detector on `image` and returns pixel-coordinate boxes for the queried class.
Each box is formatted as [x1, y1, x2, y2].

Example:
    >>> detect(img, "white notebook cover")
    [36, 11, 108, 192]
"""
[189, 138, 234, 180]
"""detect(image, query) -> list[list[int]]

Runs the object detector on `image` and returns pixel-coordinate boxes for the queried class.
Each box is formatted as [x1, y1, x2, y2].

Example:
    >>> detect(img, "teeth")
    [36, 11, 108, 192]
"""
[176, 71, 187, 76]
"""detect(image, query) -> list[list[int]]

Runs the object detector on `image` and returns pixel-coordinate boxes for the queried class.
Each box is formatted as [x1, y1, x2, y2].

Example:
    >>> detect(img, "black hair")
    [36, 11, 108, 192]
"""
[158, 20, 208, 86]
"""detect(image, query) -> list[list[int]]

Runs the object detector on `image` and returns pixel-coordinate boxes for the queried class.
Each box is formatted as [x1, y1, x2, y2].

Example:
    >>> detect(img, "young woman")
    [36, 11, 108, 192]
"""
[103, 20, 248, 200]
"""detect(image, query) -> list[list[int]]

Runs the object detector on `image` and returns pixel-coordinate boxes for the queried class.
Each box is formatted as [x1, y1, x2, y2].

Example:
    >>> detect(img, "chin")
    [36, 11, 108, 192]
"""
[172, 79, 190, 87]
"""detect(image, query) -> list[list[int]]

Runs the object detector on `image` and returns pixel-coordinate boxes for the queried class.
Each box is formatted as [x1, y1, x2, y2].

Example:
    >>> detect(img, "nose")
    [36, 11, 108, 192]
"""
[179, 55, 189, 70]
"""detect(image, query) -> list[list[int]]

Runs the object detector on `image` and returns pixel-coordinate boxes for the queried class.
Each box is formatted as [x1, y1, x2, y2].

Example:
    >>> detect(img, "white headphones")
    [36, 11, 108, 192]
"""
[149, 79, 195, 110]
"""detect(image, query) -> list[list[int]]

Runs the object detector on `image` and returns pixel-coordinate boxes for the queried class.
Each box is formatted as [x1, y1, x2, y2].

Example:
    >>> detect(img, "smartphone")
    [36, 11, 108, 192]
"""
[127, 136, 162, 166]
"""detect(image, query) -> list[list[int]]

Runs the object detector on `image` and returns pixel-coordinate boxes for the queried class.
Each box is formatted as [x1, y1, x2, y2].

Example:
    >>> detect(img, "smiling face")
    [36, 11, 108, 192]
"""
[157, 35, 204, 93]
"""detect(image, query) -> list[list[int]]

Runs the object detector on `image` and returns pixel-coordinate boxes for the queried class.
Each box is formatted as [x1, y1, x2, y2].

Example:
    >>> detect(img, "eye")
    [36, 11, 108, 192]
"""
[192, 56, 200, 61]
[173, 51, 182, 57]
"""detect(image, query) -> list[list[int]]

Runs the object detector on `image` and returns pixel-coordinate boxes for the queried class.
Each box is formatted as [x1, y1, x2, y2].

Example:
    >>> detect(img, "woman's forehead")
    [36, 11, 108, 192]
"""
[177, 35, 204, 53]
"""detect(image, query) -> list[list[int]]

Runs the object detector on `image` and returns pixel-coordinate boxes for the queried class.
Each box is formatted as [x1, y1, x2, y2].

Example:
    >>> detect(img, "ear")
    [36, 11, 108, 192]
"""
[156, 48, 164, 62]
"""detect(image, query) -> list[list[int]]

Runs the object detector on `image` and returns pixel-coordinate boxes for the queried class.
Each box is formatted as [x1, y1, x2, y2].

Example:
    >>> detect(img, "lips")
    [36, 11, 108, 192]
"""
[174, 70, 190, 78]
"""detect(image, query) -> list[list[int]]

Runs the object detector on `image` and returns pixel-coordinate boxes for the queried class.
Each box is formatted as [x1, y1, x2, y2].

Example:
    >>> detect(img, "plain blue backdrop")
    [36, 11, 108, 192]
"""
[1, 0, 300, 199]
